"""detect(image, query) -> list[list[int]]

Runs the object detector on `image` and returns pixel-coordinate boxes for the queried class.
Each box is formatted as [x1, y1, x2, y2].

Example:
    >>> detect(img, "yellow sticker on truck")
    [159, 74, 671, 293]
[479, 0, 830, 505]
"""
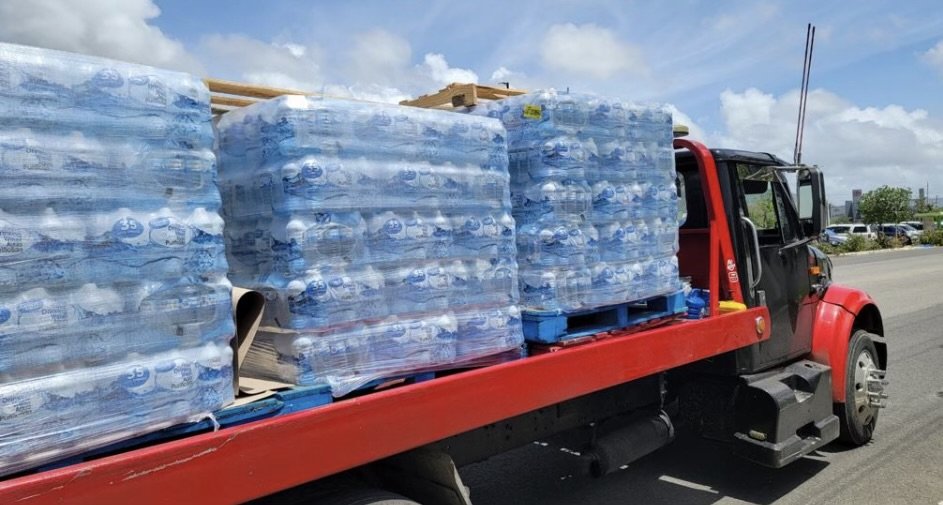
[522, 104, 542, 120]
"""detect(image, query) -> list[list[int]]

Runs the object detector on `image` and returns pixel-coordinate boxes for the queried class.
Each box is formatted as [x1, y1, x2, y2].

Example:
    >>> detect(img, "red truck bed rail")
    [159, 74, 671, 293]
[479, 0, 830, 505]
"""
[0, 308, 769, 504]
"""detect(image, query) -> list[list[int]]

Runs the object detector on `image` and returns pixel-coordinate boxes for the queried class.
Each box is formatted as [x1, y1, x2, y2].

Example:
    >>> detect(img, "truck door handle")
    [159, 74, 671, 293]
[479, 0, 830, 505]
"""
[741, 216, 763, 289]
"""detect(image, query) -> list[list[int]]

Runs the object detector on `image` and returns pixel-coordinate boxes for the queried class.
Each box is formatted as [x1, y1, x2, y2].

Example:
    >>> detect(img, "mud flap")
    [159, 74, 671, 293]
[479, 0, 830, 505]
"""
[732, 360, 839, 468]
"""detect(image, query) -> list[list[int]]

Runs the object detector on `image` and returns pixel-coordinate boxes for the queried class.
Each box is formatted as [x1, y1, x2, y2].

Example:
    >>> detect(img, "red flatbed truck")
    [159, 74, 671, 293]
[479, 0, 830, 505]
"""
[0, 89, 888, 504]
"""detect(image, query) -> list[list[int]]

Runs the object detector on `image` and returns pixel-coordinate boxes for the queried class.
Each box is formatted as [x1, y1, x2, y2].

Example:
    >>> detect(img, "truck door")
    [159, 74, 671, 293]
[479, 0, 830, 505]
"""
[732, 163, 814, 372]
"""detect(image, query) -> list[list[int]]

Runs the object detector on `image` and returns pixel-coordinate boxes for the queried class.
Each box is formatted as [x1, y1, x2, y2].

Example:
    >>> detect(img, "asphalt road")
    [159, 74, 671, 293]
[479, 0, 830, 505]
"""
[462, 247, 943, 505]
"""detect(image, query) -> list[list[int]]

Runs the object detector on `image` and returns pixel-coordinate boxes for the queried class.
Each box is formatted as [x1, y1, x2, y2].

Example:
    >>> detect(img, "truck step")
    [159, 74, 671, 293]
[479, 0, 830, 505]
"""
[522, 289, 687, 344]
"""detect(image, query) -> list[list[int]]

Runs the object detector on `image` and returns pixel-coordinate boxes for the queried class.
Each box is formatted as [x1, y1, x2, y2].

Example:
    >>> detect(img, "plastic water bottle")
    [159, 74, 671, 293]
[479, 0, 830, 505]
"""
[287, 211, 365, 266]
[590, 262, 629, 306]
[597, 221, 629, 262]
[367, 211, 428, 261]
[429, 210, 454, 258]
[592, 180, 630, 221]
[391, 263, 451, 314]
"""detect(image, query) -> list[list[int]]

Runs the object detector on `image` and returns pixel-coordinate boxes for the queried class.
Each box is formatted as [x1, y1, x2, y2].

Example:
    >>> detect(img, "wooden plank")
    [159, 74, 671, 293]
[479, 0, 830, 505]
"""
[449, 83, 478, 107]
[400, 82, 527, 109]
[399, 88, 457, 108]
[210, 95, 257, 108]
[476, 87, 526, 100]
[204, 78, 307, 99]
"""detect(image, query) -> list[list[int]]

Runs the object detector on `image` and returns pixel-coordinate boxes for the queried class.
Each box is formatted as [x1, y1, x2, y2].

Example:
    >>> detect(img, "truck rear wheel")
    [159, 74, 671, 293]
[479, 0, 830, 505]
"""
[319, 489, 421, 505]
[836, 330, 881, 445]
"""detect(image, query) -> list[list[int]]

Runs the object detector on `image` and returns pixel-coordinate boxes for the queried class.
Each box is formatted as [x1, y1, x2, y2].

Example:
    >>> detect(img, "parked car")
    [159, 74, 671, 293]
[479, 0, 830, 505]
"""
[822, 226, 846, 245]
[879, 224, 915, 245]
[900, 221, 925, 232]
[897, 223, 922, 239]
[822, 223, 875, 245]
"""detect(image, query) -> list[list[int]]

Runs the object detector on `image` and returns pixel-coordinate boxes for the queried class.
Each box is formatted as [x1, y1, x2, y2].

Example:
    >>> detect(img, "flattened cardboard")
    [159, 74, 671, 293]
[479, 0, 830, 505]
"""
[229, 287, 294, 405]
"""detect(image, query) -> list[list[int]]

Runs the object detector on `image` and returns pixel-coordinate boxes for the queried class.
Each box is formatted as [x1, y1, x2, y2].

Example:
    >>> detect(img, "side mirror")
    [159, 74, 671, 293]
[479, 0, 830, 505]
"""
[797, 167, 827, 238]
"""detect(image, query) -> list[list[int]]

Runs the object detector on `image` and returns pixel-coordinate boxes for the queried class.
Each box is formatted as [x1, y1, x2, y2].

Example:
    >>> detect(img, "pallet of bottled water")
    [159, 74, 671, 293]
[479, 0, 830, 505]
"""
[0, 43, 234, 476]
[217, 95, 524, 396]
[471, 90, 682, 316]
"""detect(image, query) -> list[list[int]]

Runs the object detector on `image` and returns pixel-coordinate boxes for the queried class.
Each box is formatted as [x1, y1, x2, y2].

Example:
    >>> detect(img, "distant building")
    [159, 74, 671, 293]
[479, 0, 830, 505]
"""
[828, 203, 846, 221]
[849, 189, 863, 221]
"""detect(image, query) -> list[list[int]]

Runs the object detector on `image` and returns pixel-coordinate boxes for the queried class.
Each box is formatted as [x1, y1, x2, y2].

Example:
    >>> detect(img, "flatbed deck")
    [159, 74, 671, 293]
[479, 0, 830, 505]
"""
[0, 307, 769, 505]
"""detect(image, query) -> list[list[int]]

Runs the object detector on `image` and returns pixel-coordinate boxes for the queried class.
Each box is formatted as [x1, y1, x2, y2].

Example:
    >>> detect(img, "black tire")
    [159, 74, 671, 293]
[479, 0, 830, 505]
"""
[836, 330, 881, 445]
[318, 488, 421, 505]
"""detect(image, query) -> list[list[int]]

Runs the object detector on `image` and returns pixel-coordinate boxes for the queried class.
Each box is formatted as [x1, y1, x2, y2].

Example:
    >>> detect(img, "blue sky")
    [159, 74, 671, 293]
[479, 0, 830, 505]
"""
[0, 0, 941, 201]
[150, 0, 943, 121]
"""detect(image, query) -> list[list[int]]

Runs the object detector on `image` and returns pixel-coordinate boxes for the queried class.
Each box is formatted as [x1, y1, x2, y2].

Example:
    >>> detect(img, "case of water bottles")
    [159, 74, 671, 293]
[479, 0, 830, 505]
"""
[471, 90, 682, 312]
[217, 95, 524, 396]
[0, 43, 235, 476]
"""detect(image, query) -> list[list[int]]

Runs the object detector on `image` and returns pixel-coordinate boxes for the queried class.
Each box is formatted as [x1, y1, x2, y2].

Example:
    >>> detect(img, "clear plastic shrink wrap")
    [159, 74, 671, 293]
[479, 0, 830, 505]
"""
[217, 95, 523, 396]
[0, 43, 234, 476]
[471, 90, 681, 312]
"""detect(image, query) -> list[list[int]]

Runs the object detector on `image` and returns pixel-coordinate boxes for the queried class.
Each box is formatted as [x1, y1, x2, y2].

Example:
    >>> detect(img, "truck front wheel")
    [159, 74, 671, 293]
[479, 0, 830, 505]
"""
[836, 330, 882, 445]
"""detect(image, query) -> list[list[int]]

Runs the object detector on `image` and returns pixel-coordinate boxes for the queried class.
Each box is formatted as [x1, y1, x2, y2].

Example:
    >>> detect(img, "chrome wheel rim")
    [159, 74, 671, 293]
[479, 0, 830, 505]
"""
[853, 349, 878, 425]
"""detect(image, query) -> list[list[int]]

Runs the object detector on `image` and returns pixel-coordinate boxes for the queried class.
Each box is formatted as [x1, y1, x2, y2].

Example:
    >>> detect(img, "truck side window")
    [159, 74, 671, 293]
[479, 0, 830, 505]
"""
[737, 164, 782, 245]
[737, 163, 802, 244]
[773, 182, 797, 242]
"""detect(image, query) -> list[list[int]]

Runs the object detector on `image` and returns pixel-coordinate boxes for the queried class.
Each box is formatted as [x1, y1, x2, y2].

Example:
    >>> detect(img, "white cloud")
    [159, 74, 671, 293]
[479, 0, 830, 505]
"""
[192, 28, 477, 104]
[705, 3, 779, 33]
[719, 88, 778, 138]
[420, 53, 478, 84]
[323, 83, 412, 105]
[540, 23, 648, 79]
[717, 87, 943, 202]
[197, 34, 322, 91]
[922, 40, 943, 74]
[0, 0, 202, 73]
[666, 105, 708, 143]
[0, 1, 482, 105]
[488, 66, 535, 90]
[279, 43, 307, 59]
[491, 66, 514, 82]
[345, 29, 412, 84]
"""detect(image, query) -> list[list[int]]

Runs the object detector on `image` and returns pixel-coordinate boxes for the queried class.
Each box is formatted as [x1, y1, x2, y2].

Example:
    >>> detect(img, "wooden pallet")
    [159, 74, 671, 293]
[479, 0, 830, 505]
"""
[522, 289, 688, 345]
[399, 82, 526, 109]
[204, 78, 311, 115]
[204, 79, 526, 115]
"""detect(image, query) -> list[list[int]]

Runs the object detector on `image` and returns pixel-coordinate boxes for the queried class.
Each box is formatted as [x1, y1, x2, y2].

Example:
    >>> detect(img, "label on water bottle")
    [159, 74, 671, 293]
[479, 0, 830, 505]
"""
[155, 358, 197, 391]
[522, 104, 542, 120]
[149, 217, 190, 247]
[120, 364, 156, 396]
[112, 217, 145, 241]
[0, 229, 24, 255]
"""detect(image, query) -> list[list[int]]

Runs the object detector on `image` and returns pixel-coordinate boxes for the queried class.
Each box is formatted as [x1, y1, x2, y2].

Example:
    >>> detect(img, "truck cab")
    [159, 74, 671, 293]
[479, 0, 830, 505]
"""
[675, 144, 887, 462]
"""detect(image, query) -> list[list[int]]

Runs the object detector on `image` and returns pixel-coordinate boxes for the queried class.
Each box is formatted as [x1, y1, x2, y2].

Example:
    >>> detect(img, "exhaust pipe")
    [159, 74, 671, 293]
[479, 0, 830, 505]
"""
[586, 411, 674, 477]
